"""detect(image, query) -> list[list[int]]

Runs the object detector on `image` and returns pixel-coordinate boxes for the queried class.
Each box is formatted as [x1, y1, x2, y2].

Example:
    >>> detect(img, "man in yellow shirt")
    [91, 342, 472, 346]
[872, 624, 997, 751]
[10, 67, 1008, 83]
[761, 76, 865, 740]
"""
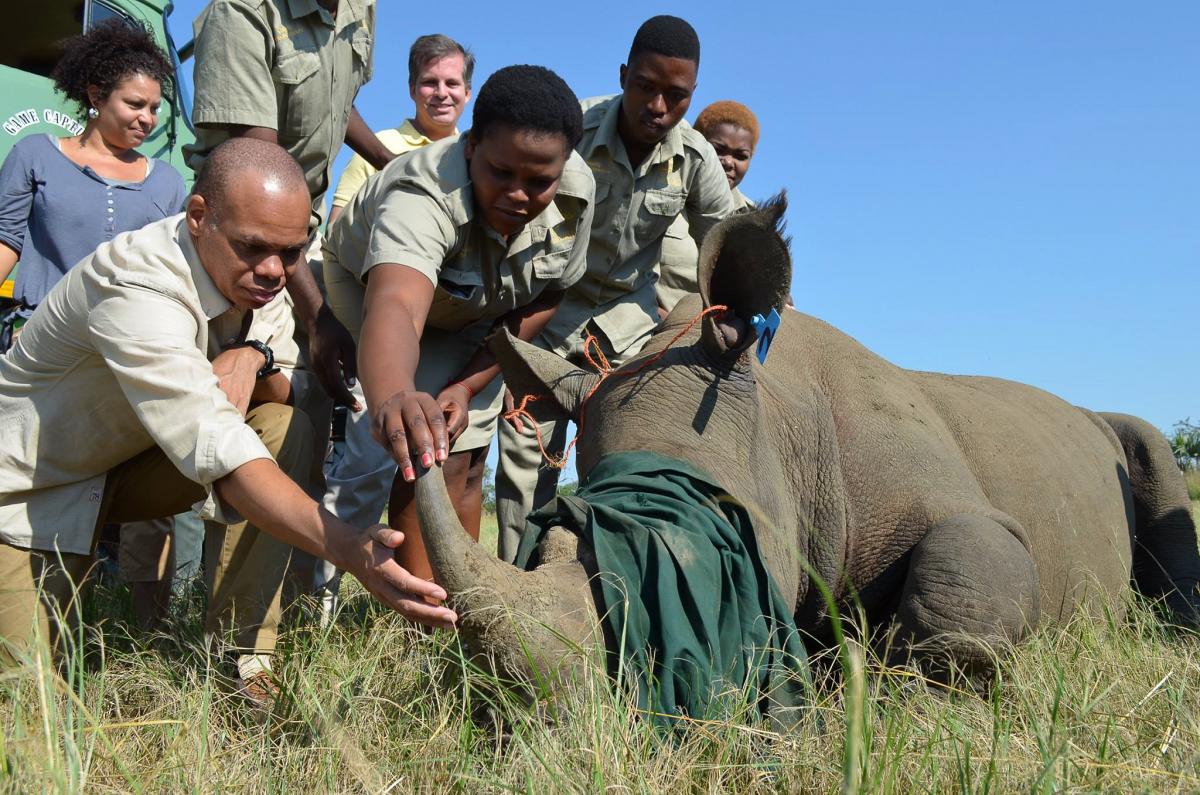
[316, 34, 473, 612]
[328, 34, 473, 226]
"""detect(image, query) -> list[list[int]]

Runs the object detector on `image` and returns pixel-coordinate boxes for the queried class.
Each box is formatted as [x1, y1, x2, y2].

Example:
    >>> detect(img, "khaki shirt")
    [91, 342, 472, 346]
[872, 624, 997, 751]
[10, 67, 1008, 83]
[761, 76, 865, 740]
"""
[657, 186, 753, 313]
[324, 135, 595, 333]
[540, 95, 734, 356]
[331, 120, 446, 209]
[0, 215, 296, 554]
[184, 0, 375, 225]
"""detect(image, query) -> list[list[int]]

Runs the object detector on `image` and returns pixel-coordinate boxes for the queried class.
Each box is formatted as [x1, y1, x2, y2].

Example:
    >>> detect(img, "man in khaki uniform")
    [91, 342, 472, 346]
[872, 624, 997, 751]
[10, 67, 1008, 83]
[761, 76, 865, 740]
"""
[0, 140, 455, 705]
[494, 16, 733, 561]
[185, 0, 395, 411]
[324, 65, 593, 580]
[314, 33, 473, 611]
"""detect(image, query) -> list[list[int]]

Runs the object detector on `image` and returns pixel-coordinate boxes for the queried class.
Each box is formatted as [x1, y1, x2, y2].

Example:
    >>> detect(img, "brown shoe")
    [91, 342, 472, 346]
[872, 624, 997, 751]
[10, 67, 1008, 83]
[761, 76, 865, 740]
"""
[235, 671, 280, 713]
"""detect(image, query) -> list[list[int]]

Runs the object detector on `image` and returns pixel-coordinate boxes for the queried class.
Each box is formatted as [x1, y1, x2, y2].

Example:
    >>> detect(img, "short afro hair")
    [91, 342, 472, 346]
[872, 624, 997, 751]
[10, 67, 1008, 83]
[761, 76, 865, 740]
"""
[469, 65, 583, 151]
[694, 100, 760, 148]
[51, 19, 174, 119]
[627, 15, 700, 67]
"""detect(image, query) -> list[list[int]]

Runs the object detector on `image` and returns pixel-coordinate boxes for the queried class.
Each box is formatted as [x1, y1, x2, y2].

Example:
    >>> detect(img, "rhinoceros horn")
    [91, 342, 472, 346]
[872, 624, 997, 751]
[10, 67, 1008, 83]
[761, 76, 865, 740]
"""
[414, 463, 600, 684]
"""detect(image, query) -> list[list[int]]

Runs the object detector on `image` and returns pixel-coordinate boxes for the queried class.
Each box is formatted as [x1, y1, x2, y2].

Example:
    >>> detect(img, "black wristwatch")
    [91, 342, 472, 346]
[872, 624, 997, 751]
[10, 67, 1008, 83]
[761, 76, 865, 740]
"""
[227, 339, 280, 379]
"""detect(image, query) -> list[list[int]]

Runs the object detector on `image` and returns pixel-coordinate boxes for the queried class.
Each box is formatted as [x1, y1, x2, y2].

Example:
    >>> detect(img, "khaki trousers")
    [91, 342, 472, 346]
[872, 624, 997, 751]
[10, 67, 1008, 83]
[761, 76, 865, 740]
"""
[0, 402, 315, 664]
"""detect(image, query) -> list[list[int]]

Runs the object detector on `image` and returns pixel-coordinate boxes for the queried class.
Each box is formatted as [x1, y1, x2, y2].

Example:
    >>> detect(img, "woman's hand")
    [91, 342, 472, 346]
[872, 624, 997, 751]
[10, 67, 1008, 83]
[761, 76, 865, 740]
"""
[372, 389, 449, 482]
[502, 387, 526, 432]
[435, 383, 471, 444]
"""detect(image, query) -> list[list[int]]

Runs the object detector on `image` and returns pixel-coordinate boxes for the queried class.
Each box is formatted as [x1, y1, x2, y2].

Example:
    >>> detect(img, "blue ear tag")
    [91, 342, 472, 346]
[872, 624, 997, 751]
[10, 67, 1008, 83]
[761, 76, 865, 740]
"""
[749, 308, 782, 364]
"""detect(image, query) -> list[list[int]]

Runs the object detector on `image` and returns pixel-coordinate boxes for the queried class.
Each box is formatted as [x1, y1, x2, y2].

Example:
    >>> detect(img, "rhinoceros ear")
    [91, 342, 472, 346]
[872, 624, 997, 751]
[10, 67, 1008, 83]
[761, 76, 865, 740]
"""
[487, 328, 601, 423]
[697, 191, 793, 361]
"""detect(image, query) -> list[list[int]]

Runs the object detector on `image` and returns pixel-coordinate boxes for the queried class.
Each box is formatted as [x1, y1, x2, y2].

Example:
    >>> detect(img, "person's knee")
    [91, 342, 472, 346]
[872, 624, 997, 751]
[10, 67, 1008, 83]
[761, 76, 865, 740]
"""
[246, 403, 315, 486]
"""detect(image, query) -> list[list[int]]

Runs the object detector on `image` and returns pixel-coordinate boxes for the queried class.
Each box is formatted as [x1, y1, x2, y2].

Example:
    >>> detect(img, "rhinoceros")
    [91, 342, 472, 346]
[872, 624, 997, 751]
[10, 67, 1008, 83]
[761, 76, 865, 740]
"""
[414, 195, 1200, 707]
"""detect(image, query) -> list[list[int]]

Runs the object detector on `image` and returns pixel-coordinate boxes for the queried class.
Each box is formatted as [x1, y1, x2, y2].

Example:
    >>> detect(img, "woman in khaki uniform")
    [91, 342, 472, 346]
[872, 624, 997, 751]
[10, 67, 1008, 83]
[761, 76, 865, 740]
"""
[323, 65, 593, 579]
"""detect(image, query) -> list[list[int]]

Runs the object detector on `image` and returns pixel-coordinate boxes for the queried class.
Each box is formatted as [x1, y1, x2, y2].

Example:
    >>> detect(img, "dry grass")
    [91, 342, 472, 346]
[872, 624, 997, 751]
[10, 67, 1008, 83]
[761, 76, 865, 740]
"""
[0, 511, 1197, 792]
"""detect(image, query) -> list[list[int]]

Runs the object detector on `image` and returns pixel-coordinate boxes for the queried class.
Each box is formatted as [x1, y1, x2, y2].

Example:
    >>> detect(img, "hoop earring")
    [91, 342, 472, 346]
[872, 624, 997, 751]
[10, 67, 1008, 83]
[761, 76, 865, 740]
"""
[87, 107, 99, 120]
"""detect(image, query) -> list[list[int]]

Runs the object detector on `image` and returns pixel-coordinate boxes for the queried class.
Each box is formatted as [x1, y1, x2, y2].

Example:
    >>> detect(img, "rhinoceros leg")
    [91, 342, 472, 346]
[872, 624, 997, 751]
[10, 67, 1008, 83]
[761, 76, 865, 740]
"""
[892, 514, 1040, 677]
[1100, 412, 1200, 628]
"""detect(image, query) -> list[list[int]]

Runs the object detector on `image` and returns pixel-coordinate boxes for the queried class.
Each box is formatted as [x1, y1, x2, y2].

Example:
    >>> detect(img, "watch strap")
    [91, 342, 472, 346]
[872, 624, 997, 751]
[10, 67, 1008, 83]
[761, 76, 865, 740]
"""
[227, 339, 279, 379]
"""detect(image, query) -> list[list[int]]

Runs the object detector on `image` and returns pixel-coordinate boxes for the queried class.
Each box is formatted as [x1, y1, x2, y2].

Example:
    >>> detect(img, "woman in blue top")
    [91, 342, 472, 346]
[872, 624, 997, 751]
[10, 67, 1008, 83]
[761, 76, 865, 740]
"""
[0, 20, 187, 626]
[0, 20, 186, 345]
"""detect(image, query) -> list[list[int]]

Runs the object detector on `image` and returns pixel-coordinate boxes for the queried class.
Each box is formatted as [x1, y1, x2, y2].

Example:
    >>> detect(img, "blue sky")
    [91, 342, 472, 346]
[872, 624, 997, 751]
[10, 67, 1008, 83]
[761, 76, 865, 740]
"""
[170, 2, 1200, 437]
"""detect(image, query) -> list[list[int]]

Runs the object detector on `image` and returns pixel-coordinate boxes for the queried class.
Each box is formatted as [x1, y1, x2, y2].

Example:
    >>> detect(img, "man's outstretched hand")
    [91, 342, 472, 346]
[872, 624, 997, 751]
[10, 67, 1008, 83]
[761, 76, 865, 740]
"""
[346, 524, 457, 629]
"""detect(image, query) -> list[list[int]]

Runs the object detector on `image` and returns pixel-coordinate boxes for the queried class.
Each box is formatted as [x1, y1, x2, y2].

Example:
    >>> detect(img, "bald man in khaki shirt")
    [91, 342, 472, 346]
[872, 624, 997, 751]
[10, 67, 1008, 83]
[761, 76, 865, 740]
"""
[0, 140, 454, 706]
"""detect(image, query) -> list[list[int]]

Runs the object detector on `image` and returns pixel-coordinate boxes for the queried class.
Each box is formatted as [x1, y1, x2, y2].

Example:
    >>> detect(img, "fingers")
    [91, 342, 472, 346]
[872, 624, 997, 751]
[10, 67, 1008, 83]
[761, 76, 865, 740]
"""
[370, 561, 457, 629]
[368, 524, 404, 549]
[384, 392, 448, 481]
[386, 593, 457, 629]
[310, 322, 361, 410]
[443, 402, 468, 443]
[436, 391, 469, 444]
[316, 355, 359, 410]
[341, 344, 360, 403]
[503, 388, 525, 433]
[383, 416, 415, 482]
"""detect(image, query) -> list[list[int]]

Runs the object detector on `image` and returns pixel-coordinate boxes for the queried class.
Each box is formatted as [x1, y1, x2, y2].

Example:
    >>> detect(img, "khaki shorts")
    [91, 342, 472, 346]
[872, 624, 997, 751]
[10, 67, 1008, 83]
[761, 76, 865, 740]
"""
[324, 250, 503, 453]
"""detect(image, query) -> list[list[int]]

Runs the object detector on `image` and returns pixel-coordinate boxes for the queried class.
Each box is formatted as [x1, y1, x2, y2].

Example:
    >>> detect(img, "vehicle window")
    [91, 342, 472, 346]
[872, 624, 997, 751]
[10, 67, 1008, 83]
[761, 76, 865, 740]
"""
[2, 2, 85, 76]
[86, 1, 135, 30]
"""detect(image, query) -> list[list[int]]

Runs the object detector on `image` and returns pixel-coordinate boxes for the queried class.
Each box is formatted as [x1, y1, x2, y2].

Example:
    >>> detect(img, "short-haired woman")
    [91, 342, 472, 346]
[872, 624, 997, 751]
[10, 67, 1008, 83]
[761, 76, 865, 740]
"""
[323, 65, 595, 583]
[657, 100, 760, 313]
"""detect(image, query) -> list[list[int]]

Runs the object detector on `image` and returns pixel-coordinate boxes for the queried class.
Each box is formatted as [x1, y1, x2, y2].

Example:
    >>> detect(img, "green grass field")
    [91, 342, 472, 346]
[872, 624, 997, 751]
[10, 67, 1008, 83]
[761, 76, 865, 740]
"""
[1, 509, 1198, 792]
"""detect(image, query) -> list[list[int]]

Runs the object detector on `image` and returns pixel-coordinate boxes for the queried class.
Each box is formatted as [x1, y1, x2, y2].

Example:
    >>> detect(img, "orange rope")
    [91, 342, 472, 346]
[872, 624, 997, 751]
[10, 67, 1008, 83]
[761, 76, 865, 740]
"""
[502, 304, 730, 470]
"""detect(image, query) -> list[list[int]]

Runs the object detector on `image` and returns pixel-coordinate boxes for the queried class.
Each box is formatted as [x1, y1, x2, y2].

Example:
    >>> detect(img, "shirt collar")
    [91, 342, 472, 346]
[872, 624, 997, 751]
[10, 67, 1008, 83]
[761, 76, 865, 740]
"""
[583, 94, 685, 171]
[397, 119, 454, 148]
[176, 218, 232, 321]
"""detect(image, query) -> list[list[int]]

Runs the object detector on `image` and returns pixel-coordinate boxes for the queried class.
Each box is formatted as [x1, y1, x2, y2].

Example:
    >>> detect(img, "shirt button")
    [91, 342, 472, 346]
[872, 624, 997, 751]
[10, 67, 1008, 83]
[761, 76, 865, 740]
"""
[107, 199, 114, 205]
[107, 208, 114, 213]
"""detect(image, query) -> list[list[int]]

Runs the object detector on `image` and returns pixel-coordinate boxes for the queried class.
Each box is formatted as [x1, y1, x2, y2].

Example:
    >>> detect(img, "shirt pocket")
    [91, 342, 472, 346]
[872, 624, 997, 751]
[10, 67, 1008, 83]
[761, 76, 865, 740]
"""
[351, 28, 373, 84]
[434, 267, 487, 325]
[531, 247, 572, 281]
[636, 188, 685, 241]
[593, 177, 612, 205]
[273, 50, 321, 139]
[663, 212, 690, 240]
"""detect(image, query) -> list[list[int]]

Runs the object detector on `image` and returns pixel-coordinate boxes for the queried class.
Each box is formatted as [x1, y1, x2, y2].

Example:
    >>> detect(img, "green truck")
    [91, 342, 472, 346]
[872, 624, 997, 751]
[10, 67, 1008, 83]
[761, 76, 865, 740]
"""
[0, 0, 194, 300]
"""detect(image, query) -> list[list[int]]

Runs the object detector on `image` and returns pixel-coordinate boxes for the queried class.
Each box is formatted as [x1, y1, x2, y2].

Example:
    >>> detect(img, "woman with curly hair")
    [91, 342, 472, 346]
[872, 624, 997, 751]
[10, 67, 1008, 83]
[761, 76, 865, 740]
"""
[0, 19, 186, 344]
[0, 19, 187, 627]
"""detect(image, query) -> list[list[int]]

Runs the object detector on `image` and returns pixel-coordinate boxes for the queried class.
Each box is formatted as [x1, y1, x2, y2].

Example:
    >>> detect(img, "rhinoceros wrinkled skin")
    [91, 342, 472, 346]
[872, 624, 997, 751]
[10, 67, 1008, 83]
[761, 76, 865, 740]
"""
[414, 194, 1200, 686]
